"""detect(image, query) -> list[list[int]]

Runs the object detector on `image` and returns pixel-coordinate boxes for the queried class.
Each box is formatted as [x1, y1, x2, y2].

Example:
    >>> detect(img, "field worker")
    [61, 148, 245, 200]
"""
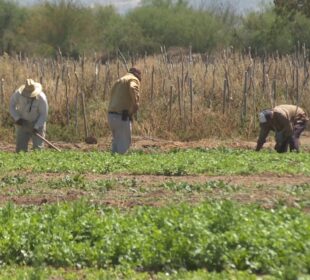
[255, 104, 308, 153]
[9, 79, 48, 153]
[108, 67, 141, 154]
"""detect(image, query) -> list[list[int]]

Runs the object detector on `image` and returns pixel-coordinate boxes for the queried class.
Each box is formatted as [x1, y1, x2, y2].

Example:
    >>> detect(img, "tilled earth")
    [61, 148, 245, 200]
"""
[1, 132, 310, 152]
[0, 172, 309, 213]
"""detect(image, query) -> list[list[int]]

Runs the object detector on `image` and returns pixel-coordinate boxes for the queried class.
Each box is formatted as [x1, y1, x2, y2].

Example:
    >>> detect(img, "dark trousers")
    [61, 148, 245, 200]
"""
[289, 122, 307, 152]
[275, 121, 307, 153]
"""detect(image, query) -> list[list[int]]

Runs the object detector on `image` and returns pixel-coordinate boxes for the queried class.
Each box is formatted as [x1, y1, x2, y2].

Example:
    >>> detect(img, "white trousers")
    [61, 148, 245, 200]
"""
[15, 122, 46, 153]
[108, 113, 132, 154]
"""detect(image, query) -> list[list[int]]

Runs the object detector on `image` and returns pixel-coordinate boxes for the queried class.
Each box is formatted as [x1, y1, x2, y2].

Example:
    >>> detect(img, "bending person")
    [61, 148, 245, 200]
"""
[256, 104, 308, 153]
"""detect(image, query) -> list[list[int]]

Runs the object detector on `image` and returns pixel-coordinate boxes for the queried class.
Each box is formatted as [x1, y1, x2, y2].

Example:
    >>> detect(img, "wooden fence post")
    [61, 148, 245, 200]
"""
[94, 62, 99, 96]
[0, 78, 4, 125]
[208, 66, 216, 109]
[222, 79, 227, 114]
[177, 76, 182, 119]
[74, 72, 79, 134]
[169, 85, 173, 131]
[103, 66, 110, 100]
[272, 79, 276, 107]
[189, 78, 193, 123]
[296, 67, 299, 104]
[151, 65, 154, 102]
[81, 89, 89, 140]
[65, 74, 70, 126]
[241, 71, 248, 125]
[54, 75, 60, 102]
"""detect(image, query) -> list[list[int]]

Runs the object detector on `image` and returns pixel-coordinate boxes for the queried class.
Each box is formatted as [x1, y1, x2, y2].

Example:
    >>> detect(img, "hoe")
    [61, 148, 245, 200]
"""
[35, 132, 61, 152]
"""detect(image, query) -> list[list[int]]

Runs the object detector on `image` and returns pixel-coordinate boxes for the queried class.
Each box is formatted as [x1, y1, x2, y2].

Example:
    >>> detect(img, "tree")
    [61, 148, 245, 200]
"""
[0, 0, 25, 54]
[92, 5, 121, 52]
[274, 0, 310, 18]
[129, 3, 234, 53]
[22, 0, 96, 57]
[141, 0, 189, 8]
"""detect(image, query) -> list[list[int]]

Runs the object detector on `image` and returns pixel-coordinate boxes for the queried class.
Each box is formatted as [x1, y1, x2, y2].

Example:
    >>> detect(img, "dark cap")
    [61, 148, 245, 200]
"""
[129, 67, 141, 81]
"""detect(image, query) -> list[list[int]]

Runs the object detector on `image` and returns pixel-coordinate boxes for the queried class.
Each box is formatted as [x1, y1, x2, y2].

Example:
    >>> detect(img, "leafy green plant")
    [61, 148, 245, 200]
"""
[1, 149, 310, 176]
[48, 176, 116, 192]
[48, 174, 88, 190]
[0, 266, 267, 280]
[0, 175, 27, 187]
[0, 200, 308, 278]
[285, 183, 310, 195]
[161, 180, 239, 193]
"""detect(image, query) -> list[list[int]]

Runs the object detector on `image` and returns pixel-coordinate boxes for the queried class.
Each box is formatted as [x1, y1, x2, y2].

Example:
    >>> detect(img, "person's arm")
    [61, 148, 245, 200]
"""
[282, 121, 293, 139]
[34, 93, 48, 130]
[9, 92, 21, 122]
[255, 125, 270, 151]
[129, 80, 140, 115]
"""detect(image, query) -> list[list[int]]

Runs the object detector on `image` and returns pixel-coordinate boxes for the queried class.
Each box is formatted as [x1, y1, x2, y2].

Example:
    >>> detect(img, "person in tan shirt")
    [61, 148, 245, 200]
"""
[107, 67, 141, 154]
[256, 104, 308, 153]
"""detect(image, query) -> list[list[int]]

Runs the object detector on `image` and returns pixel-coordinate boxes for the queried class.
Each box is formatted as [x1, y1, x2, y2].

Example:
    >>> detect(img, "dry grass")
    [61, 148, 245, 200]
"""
[0, 49, 309, 142]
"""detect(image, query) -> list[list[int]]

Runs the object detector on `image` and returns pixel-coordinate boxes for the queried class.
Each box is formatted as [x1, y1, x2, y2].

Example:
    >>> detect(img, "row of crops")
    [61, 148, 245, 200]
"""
[0, 148, 309, 279]
[0, 200, 309, 279]
[1, 148, 310, 175]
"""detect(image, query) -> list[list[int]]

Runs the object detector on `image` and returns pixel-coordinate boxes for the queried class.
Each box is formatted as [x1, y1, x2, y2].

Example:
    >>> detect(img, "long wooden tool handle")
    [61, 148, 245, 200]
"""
[35, 133, 61, 152]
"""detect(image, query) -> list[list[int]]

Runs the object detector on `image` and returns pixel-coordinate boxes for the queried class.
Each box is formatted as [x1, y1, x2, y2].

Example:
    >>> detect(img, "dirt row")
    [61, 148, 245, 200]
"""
[1, 132, 310, 152]
[1, 172, 309, 212]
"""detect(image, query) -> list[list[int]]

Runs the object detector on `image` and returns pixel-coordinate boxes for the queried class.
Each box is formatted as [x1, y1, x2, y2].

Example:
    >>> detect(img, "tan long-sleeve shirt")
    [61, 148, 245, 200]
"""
[108, 72, 140, 116]
[256, 104, 308, 149]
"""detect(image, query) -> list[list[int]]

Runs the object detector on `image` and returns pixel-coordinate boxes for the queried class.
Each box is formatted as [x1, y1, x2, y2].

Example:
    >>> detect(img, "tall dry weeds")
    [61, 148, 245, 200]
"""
[0, 49, 309, 142]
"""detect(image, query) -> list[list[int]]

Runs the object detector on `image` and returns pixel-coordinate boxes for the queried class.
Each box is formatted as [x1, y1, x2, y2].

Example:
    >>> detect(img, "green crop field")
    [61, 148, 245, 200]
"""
[0, 148, 309, 279]
[1, 148, 310, 175]
[1, 0, 310, 278]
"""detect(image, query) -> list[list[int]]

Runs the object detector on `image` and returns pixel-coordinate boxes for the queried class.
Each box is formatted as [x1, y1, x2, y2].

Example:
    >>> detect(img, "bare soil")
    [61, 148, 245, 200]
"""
[0, 131, 310, 153]
[0, 172, 309, 212]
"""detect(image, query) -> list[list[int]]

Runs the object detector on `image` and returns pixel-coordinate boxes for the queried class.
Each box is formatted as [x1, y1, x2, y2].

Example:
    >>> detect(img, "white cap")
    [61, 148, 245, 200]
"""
[258, 112, 267, 123]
